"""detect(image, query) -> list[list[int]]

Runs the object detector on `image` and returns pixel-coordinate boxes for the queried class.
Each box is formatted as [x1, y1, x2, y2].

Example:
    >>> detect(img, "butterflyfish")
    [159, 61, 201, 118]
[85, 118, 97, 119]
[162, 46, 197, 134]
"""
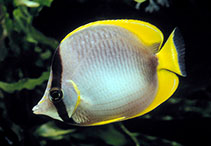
[32, 19, 186, 126]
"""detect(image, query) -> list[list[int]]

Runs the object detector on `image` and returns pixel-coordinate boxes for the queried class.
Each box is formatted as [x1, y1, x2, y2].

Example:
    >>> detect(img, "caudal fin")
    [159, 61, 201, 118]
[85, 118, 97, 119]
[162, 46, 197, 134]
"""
[157, 27, 187, 77]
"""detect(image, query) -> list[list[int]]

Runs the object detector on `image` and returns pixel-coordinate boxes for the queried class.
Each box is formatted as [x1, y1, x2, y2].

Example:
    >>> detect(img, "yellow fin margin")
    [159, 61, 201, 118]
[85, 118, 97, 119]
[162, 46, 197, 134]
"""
[67, 80, 81, 114]
[89, 117, 126, 126]
[61, 19, 164, 52]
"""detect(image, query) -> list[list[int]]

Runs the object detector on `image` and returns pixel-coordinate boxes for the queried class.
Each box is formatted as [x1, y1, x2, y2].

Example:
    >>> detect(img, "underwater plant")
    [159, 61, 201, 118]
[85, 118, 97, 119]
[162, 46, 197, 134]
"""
[134, 0, 170, 12]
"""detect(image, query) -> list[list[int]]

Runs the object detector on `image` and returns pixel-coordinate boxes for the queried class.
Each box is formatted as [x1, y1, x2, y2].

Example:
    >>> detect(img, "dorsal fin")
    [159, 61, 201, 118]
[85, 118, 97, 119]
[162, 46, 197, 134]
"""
[61, 19, 164, 53]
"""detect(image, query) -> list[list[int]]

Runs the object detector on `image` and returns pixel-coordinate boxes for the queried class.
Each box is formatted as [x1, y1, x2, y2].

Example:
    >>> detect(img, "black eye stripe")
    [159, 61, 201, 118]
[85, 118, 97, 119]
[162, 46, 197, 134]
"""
[51, 46, 63, 89]
[50, 46, 64, 103]
[49, 46, 75, 124]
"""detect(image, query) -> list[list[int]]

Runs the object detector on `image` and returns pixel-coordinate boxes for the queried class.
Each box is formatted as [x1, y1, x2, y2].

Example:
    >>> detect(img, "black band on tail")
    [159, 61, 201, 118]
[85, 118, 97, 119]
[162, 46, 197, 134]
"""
[173, 27, 187, 77]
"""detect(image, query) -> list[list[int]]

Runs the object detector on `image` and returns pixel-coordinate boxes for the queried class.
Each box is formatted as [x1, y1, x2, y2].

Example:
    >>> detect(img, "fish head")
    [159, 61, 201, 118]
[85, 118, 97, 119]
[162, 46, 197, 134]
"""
[32, 71, 80, 122]
[32, 71, 61, 120]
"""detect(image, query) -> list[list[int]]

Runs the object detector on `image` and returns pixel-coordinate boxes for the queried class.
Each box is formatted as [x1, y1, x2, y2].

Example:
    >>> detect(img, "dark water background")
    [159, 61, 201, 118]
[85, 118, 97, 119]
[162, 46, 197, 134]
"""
[0, 0, 211, 146]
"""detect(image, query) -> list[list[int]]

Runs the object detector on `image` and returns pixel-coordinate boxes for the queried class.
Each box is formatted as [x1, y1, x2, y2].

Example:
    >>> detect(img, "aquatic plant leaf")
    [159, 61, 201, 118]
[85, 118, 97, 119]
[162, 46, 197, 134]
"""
[34, 122, 75, 140]
[13, 8, 33, 31]
[0, 71, 49, 93]
[40, 49, 51, 60]
[14, 0, 54, 7]
[134, 0, 147, 3]
[135, 0, 170, 12]
[3, 13, 13, 35]
[183, 99, 211, 118]
[98, 125, 127, 146]
[12, 5, 58, 47]
[28, 25, 59, 48]
[34, 0, 54, 7]
[14, 0, 40, 7]
[142, 134, 183, 146]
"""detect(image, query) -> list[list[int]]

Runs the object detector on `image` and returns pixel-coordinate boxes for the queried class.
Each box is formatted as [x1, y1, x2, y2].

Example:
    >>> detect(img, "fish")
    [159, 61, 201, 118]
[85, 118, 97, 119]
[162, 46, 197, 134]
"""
[32, 19, 186, 126]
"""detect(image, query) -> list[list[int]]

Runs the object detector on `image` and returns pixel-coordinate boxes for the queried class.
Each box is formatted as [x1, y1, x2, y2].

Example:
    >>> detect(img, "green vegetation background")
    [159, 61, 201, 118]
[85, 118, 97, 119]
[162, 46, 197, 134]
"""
[0, 0, 210, 146]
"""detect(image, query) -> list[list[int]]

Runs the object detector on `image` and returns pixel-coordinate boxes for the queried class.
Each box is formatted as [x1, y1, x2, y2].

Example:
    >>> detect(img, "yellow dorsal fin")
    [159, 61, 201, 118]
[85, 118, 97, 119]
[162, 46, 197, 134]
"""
[61, 19, 164, 53]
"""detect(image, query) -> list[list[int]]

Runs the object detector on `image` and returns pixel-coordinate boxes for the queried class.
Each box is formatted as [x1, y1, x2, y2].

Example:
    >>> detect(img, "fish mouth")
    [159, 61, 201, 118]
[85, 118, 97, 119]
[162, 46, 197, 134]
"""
[32, 105, 40, 114]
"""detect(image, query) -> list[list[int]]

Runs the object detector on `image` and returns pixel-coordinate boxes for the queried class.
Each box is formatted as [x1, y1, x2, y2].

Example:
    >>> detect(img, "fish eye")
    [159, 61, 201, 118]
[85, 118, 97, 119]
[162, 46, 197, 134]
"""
[49, 88, 63, 102]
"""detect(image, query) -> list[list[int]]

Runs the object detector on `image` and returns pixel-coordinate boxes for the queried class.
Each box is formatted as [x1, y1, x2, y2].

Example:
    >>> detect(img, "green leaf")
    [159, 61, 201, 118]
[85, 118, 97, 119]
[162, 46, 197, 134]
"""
[29, 26, 59, 48]
[119, 123, 140, 146]
[40, 49, 51, 60]
[14, 0, 40, 8]
[34, 122, 75, 140]
[134, 0, 147, 3]
[168, 97, 181, 104]
[34, 0, 54, 7]
[98, 125, 127, 146]
[14, 0, 54, 8]
[0, 71, 49, 93]
[3, 10, 13, 35]
[162, 115, 173, 121]
[13, 7, 32, 32]
[34, 46, 42, 53]
[13, 7, 58, 47]
[25, 33, 38, 44]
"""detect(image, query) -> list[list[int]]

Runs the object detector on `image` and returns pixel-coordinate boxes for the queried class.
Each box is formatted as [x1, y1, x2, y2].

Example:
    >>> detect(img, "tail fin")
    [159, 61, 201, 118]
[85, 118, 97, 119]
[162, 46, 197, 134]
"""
[157, 27, 187, 77]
